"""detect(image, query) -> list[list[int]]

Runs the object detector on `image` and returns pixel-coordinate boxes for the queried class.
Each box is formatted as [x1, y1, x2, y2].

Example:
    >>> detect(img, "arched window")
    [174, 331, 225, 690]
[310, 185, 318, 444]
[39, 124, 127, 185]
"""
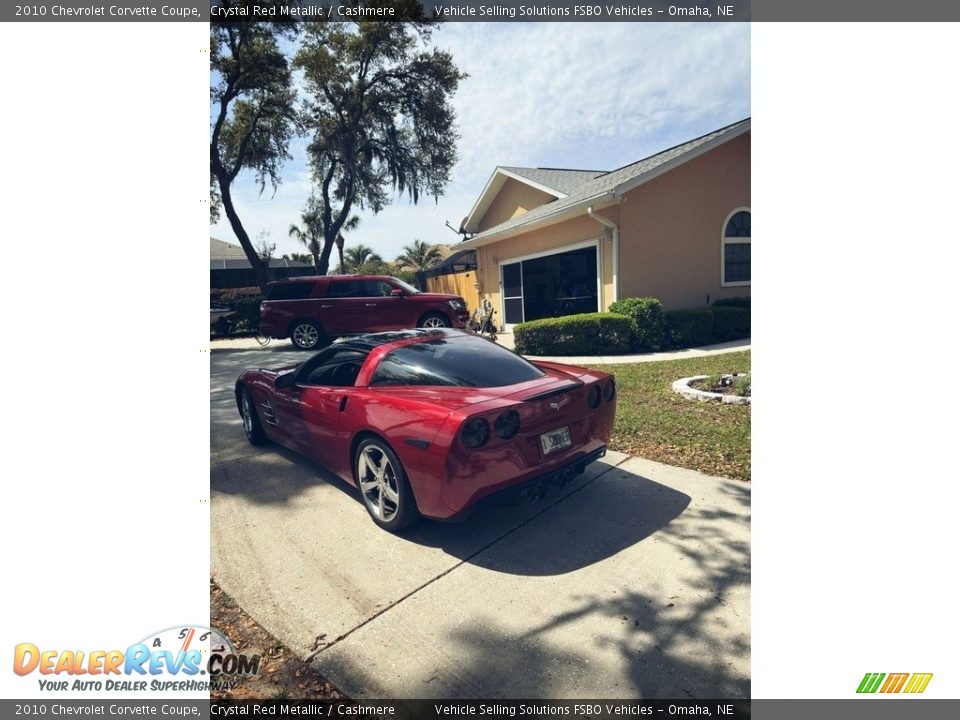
[722, 209, 751, 286]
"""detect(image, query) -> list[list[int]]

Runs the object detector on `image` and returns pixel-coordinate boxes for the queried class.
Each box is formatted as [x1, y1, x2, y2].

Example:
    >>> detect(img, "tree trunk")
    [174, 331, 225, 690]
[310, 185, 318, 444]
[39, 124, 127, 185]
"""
[316, 233, 337, 276]
[336, 245, 345, 276]
[312, 252, 321, 275]
[216, 173, 270, 292]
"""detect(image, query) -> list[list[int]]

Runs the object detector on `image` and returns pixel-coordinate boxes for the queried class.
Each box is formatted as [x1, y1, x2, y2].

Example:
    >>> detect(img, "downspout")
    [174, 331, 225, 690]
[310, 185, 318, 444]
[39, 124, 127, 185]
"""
[587, 206, 619, 307]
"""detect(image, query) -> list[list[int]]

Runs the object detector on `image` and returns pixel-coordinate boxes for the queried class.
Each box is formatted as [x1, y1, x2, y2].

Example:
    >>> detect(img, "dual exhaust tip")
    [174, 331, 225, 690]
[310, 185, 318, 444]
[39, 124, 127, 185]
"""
[518, 464, 584, 503]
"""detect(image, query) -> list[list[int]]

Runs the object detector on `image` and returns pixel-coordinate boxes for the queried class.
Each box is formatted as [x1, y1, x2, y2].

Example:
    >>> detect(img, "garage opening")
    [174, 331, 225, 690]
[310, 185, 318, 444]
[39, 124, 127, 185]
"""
[501, 245, 599, 326]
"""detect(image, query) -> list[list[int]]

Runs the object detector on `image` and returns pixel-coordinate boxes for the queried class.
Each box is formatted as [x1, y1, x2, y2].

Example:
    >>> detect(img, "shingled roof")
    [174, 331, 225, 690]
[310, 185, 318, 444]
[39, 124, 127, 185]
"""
[499, 167, 606, 196]
[210, 237, 312, 270]
[460, 118, 750, 247]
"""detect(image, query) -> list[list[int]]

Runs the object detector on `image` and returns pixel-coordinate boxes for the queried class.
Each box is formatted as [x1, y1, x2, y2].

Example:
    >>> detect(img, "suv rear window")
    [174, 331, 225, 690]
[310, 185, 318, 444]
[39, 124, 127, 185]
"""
[266, 282, 313, 301]
[370, 335, 545, 387]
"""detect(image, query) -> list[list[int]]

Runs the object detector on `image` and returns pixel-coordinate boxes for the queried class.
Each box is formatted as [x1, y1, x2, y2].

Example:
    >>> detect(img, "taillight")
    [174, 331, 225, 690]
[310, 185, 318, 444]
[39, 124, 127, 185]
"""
[603, 379, 616, 402]
[587, 384, 601, 409]
[494, 410, 520, 439]
[461, 418, 490, 448]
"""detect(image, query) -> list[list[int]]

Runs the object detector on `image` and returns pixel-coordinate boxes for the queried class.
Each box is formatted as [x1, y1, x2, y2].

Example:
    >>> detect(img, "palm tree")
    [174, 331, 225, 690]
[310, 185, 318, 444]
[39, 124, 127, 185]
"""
[344, 244, 385, 275]
[396, 239, 443, 271]
[290, 195, 360, 275]
[288, 197, 323, 274]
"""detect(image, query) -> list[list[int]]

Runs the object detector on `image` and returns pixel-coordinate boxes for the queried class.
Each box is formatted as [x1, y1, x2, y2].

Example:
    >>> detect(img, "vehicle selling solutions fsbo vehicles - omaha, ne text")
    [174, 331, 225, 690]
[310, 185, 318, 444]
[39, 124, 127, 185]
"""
[235, 330, 617, 532]
[258, 275, 470, 350]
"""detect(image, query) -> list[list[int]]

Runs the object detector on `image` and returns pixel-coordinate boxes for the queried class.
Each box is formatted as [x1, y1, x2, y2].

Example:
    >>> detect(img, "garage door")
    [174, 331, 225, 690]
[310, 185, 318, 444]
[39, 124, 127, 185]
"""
[501, 245, 599, 327]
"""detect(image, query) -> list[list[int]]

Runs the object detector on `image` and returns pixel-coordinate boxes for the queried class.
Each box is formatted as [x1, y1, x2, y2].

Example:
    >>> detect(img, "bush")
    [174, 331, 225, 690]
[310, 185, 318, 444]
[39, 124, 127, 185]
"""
[665, 309, 714, 348]
[711, 306, 751, 342]
[713, 296, 750, 309]
[210, 286, 263, 333]
[609, 296, 667, 351]
[514, 313, 632, 356]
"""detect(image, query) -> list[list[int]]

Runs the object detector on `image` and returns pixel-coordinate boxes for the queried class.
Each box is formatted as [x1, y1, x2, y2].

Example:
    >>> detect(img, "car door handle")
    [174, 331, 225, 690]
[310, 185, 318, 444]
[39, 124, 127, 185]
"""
[320, 304, 333, 309]
[365, 303, 377, 307]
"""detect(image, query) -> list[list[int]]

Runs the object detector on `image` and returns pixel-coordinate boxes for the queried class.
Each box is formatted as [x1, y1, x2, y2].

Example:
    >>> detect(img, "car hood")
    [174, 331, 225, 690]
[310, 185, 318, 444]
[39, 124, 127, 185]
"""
[410, 292, 460, 301]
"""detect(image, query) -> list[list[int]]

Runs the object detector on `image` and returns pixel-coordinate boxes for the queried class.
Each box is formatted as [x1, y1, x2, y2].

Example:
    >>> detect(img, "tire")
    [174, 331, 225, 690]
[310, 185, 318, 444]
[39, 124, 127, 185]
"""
[419, 313, 451, 329]
[239, 387, 267, 446]
[354, 437, 419, 532]
[290, 319, 325, 351]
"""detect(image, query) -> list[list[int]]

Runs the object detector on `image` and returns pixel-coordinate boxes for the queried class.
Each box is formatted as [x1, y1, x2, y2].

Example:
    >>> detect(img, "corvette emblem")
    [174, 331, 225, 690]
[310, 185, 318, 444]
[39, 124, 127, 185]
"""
[549, 398, 570, 411]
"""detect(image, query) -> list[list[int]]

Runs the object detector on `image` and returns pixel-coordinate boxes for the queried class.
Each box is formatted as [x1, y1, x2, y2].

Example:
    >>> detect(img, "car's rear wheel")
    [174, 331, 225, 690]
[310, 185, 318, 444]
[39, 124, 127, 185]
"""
[355, 438, 419, 532]
[290, 320, 325, 350]
[239, 387, 267, 445]
[419, 313, 450, 329]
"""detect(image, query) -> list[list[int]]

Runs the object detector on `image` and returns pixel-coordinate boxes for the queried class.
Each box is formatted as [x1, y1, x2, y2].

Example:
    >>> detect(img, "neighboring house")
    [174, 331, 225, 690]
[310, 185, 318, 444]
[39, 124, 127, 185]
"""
[210, 237, 315, 289]
[456, 118, 751, 329]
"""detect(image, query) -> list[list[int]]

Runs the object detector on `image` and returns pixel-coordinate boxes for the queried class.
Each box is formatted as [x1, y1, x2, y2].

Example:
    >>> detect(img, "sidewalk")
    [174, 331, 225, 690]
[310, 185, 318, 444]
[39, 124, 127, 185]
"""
[210, 332, 750, 364]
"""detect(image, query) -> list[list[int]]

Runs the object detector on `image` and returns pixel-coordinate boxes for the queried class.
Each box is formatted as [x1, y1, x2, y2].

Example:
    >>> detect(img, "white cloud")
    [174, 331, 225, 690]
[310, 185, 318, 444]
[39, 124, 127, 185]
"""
[212, 22, 750, 264]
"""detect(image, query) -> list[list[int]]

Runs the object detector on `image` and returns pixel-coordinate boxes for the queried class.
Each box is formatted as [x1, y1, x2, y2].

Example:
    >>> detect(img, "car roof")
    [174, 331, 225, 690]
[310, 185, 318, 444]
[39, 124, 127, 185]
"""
[337, 328, 465, 353]
[270, 274, 392, 285]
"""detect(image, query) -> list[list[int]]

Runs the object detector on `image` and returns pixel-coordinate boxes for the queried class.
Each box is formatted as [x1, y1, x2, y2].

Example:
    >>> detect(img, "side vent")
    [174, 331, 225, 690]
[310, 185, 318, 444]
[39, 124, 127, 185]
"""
[260, 400, 278, 426]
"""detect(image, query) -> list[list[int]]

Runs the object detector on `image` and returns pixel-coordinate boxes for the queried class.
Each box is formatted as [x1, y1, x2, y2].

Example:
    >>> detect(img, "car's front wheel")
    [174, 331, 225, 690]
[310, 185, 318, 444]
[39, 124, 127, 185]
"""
[355, 438, 419, 532]
[290, 320, 325, 350]
[419, 313, 450, 329]
[239, 387, 267, 446]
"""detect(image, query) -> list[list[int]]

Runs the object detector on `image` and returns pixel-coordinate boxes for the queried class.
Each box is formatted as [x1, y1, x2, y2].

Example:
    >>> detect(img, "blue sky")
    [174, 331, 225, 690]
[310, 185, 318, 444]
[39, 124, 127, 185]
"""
[211, 22, 750, 261]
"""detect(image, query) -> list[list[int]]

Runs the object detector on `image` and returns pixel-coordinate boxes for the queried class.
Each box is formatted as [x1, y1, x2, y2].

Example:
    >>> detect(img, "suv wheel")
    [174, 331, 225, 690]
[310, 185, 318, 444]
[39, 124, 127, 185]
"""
[290, 320, 324, 350]
[419, 313, 450, 329]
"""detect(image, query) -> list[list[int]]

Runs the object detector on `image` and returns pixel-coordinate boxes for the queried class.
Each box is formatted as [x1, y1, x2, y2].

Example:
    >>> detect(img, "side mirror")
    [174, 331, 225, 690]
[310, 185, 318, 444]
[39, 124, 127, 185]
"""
[390, 288, 405, 297]
[275, 371, 296, 389]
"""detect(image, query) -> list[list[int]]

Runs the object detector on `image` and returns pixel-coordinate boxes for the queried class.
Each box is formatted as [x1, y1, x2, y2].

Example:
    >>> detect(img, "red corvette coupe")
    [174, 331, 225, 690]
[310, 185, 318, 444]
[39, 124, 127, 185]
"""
[235, 329, 616, 532]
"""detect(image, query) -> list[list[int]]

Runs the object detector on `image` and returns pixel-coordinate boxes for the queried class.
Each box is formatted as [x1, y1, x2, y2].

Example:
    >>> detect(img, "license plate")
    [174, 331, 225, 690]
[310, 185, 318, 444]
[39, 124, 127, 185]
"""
[540, 426, 572, 455]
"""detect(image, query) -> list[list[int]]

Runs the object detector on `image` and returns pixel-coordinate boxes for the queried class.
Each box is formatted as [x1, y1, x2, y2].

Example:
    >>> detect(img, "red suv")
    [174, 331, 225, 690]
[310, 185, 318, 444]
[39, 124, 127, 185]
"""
[260, 275, 470, 350]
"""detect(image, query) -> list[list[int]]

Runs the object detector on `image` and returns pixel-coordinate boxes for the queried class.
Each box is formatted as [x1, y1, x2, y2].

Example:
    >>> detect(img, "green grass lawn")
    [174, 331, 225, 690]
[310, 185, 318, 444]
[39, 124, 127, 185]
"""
[594, 351, 751, 481]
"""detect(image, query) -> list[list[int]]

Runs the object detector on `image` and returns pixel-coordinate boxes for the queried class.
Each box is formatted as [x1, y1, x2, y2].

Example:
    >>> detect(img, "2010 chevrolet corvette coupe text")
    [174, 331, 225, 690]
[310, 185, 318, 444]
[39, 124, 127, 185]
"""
[235, 329, 616, 532]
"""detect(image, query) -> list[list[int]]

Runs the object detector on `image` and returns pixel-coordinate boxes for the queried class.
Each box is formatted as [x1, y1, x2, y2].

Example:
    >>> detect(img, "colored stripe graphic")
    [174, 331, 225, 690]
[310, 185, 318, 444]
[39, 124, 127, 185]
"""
[880, 673, 909, 693]
[857, 673, 885, 693]
[903, 673, 933, 694]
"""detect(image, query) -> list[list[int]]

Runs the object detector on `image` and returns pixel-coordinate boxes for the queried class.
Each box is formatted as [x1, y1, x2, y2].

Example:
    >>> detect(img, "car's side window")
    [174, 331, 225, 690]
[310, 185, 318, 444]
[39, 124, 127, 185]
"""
[326, 280, 362, 298]
[363, 280, 394, 297]
[298, 349, 368, 387]
[267, 282, 312, 301]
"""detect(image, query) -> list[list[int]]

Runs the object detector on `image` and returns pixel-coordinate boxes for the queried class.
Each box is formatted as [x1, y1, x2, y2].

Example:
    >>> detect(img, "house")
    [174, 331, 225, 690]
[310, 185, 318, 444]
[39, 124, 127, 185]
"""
[210, 237, 314, 289]
[455, 118, 750, 329]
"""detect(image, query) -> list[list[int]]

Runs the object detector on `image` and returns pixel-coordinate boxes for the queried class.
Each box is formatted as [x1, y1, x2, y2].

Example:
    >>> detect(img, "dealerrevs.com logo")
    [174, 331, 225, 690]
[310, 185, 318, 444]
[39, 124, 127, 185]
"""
[13, 626, 260, 693]
[857, 672, 933, 694]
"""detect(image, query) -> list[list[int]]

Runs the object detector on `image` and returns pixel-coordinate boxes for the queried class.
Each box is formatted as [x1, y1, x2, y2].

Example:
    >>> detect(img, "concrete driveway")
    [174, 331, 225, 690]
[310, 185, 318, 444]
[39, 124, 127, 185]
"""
[211, 346, 750, 699]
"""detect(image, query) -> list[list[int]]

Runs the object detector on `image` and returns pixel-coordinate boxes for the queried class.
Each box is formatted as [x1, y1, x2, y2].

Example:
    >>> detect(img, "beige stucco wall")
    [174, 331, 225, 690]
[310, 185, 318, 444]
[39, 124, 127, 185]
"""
[478, 178, 556, 231]
[470, 131, 750, 327]
[616, 131, 751, 309]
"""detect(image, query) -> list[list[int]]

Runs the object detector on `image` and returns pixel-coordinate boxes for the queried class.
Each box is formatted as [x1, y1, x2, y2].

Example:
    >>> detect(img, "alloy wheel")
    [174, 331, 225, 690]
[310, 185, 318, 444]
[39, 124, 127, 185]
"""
[357, 444, 400, 522]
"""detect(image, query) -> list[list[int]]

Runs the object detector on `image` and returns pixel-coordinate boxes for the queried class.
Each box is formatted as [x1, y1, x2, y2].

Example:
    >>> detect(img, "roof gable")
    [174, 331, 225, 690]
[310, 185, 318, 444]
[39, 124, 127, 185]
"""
[459, 118, 751, 247]
[463, 166, 606, 233]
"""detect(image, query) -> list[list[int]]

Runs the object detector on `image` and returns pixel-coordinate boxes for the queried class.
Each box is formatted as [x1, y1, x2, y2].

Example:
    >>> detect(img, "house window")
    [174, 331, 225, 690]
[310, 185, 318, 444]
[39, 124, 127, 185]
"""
[722, 209, 751, 285]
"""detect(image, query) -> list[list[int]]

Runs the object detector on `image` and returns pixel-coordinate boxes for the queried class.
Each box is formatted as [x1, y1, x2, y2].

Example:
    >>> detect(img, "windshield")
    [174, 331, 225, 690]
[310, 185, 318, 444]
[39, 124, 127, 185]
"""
[370, 334, 544, 387]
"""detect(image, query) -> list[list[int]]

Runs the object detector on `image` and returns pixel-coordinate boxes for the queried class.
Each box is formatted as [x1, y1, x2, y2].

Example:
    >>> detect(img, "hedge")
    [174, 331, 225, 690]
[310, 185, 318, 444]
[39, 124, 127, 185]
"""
[665, 309, 714, 348]
[713, 296, 750, 309]
[608, 296, 666, 351]
[514, 312, 632, 356]
[711, 306, 751, 342]
[210, 286, 263, 334]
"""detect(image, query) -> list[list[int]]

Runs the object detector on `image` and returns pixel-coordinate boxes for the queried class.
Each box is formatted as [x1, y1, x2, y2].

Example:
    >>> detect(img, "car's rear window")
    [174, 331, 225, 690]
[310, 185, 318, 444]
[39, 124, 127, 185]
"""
[266, 282, 313, 301]
[370, 335, 545, 387]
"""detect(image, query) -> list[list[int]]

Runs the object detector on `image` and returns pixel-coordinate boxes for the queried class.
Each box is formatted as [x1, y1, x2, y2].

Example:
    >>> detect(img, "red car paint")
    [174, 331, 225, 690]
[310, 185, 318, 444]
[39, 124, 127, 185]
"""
[235, 330, 616, 522]
[258, 275, 470, 348]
